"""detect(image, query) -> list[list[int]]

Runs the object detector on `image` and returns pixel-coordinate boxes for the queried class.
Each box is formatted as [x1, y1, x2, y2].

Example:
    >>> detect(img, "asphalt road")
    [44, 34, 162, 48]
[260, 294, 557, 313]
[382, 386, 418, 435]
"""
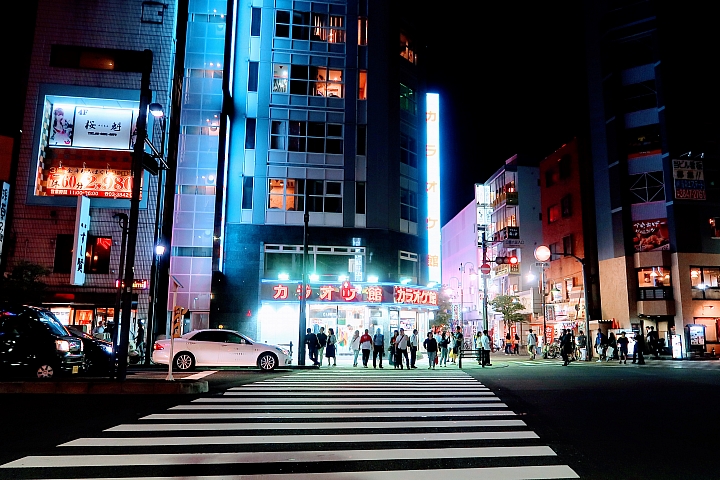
[0, 357, 717, 479]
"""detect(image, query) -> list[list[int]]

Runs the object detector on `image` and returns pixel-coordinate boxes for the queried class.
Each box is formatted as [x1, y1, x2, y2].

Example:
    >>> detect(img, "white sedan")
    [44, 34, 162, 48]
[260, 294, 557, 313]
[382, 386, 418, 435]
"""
[152, 329, 292, 371]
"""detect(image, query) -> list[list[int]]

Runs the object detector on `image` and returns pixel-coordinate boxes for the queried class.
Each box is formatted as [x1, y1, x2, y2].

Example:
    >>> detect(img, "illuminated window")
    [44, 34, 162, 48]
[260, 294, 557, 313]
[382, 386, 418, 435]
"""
[275, 10, 345, 43]
[690, 266, 720, 300]
[358, 70, 367, 100]
[358, 17, 368, 45]
[547, 204, 561, 223]
[399, 83, 416, 115]
[272, 64, 288, 93]
[277, 64, 344, 98]
[270, 120, 343, 154]
[399, 33, 417, 64]
[268, 179, 304, 211]
[85, 236, 112, 274]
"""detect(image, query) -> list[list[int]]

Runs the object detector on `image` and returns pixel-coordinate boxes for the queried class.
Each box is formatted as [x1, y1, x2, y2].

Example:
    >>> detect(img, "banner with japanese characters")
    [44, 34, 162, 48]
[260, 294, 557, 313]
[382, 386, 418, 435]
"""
[0, 182, 9, 258]
[70, 196, 90, 286]
[632, 218, 670, 252]
[673, 158, 705, 200]
[261, 281, 438, 306]
[52, 106, 136, 151]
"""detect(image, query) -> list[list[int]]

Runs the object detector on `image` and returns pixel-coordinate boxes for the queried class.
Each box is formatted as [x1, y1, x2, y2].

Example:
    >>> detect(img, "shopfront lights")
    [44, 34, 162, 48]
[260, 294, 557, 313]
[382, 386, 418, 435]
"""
[309, 273, 319, 282]
[400, 277, 411, 285]
[367, 275, 379, 283]
[278, 273, 290, 281]
[149, 102, 164, 118]
[698, 283, 708, 290]
[155, 245, 166, 256]
[338, 275, 348, 282]
[427, 281, 437, 288]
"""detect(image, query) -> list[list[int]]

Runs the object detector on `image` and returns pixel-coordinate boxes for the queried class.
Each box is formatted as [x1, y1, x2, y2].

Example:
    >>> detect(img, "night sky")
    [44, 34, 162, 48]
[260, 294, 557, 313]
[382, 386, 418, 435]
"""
[422, 2, 585, 225]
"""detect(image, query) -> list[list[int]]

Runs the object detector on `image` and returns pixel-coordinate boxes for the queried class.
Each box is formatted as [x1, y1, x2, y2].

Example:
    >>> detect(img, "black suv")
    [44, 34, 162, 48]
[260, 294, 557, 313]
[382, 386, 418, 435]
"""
[0, 306, 84, 379]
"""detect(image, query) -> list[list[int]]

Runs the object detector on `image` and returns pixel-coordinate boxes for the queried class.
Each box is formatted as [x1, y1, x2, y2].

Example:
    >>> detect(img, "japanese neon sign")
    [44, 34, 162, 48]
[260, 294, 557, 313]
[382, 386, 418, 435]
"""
[426, 93, 441, 283]
[394, 286, 438, 306]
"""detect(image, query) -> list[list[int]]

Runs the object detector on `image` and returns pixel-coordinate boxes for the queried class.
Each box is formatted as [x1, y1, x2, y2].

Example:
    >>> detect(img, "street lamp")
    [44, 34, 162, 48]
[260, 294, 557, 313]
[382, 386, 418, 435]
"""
[144, 102, 168, 366]
[536, 244, 592, 361]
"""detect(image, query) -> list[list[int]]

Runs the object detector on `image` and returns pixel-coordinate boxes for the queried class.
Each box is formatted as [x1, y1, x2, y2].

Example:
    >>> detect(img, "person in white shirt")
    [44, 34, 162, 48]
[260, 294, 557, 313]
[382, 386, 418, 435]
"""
[350, 330, 361, 367]
[394, 328, 410, 369]
[409, 329, 420, 369]
[527, 328, 538, 359]
[480, 330, 492, 367]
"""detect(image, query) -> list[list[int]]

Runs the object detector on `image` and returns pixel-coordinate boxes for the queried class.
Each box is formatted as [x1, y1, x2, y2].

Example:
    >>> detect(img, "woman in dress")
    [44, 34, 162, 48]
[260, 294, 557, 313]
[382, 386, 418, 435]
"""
[350, 329, 361, 367]
[326, 328, 337, 366]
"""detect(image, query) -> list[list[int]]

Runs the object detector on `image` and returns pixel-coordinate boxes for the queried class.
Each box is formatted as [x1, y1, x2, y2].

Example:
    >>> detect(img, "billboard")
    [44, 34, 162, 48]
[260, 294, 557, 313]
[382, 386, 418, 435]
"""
[673, 158, 705, 200]
[632, 218, 670, 252]
[49, 104, 136, 150]
[426, 93, 441, 283]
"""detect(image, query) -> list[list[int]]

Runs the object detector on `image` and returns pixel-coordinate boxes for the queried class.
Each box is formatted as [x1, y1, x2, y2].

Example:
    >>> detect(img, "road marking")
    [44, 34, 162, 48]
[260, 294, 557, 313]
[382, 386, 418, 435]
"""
[2, 446, 554, 468]
[223, 391, 493, 397]
[181, 370, 217, 380]
[0, 465, 580, 479]
[61, 430, 538, 447]
[169, 402, 503, 411]
[106, 419, 527, 432]
[140, 410, 514, 420]
[229, 387, 492, 392]
[192, 396, 499, 403]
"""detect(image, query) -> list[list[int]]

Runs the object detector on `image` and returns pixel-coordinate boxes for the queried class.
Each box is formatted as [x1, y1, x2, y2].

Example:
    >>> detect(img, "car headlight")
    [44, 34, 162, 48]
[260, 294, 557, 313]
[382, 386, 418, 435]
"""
[275, 347, 290, 356]
[55, 340, 70, 352]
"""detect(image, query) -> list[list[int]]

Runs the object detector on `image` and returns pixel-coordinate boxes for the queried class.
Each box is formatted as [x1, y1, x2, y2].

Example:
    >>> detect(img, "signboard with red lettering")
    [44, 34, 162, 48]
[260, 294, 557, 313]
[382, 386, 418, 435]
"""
[46, 166, 133, 199]
[673, 159, 705, 200]
[261, 283, 438, 307]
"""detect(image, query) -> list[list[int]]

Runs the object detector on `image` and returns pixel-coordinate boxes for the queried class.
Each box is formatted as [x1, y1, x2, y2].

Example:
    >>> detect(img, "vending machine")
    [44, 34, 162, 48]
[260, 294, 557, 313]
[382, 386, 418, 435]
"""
[685, 324, 706, 357]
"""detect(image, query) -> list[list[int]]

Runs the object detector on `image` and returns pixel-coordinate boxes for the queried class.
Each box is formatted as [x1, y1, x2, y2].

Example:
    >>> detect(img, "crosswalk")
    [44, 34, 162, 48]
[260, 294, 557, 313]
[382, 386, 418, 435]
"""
[0, 370, 579, 479]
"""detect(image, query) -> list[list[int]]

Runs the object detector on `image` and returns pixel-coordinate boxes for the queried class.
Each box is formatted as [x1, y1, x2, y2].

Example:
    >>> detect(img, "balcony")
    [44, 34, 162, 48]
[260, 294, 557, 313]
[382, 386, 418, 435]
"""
[491, 191, 518, 209]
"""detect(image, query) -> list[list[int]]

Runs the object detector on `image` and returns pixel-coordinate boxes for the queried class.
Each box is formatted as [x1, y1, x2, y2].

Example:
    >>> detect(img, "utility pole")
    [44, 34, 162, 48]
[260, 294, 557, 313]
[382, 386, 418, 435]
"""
[297, 184, 309, 366]
[481, 231, 489, 332]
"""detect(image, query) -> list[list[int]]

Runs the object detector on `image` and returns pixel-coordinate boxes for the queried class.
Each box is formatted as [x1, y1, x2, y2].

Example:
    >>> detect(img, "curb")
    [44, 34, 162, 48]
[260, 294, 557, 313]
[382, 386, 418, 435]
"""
[0, 380, 208, 395]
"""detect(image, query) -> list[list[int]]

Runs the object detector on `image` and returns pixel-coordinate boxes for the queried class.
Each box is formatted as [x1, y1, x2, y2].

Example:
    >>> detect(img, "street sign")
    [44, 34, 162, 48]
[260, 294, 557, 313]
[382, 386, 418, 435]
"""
[480, 263, 491, 275]
[503, 239, 525, 247]
[535, 262, 550, 268]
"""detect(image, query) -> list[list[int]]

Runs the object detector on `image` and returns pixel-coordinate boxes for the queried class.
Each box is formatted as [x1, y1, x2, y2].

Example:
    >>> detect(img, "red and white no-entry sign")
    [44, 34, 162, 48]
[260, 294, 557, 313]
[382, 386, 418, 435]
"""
[480, 263, 491, 275]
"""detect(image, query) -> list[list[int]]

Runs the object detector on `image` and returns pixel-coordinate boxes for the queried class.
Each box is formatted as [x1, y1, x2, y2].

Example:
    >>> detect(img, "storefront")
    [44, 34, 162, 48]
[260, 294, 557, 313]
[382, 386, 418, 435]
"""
[256, 281, 438, 361]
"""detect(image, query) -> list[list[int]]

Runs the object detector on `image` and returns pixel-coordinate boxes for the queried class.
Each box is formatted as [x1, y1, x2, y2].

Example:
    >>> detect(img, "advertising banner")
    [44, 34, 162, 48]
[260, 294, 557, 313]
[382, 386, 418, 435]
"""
[46, 165, 133, 199]
[70, 196, 90, 286]
[673, 159, 705, 200]
[0, 181, 9, 257]
[425, 93, 441, 283]
[632, 218, 670, 252]
[50, 105, 136, 151]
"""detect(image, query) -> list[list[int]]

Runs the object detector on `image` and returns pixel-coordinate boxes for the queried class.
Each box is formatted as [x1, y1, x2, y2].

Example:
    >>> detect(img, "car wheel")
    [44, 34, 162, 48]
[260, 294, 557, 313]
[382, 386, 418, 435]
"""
[36, 364, 55, 379]
[173, 352, 195, 371]
[257, 352, 278, 371]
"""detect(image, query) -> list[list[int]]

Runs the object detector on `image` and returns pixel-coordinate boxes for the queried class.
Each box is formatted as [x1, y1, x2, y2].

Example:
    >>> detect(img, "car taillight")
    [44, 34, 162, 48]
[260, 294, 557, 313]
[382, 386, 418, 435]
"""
[153, 342, 164, 351]
[55, 340, 70, 352]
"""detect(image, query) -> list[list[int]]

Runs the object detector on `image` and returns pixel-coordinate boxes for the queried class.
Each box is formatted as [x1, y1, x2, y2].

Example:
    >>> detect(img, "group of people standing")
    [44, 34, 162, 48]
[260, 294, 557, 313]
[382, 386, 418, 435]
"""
[594, 328, 652, 365]
[304, 326, 338, 367]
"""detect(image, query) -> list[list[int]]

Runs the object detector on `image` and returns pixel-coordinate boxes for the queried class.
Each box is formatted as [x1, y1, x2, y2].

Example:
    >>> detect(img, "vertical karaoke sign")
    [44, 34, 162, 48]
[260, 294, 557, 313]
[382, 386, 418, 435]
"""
[426, 93, 441, 284]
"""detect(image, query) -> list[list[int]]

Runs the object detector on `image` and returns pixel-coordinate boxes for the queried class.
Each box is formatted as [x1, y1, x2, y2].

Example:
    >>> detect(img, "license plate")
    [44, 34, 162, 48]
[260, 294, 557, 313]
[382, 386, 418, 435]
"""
[72, 366, 79, 374]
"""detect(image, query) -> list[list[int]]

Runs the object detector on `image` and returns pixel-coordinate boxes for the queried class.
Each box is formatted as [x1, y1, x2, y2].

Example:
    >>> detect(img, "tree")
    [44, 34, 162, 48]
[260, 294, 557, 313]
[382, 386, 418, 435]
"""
[0, 261, 50, 306]
[489, 294, 526, 328]
[431, 287, 454, 329]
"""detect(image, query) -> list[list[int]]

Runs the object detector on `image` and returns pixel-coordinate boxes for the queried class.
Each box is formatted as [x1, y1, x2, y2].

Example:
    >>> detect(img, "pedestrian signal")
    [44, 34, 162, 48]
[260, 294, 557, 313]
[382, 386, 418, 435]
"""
[172, 305, 188, 338]
[494, 256, 518, 265]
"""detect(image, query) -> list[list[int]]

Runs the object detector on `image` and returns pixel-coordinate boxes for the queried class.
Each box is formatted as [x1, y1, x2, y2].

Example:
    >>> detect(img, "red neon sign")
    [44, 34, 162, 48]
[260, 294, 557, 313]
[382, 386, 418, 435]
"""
[394, 286, 438, 306]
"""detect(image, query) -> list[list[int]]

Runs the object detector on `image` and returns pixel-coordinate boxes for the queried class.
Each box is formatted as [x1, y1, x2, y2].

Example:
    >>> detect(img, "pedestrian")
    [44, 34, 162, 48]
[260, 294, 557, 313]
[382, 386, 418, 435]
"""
[136, 321, 145, 360]
[409, 329, 420, 368]
[389, 330, 398, 366]
[577, 330, 587, 359]
[480, 329, 492, 367]
[316, 327, 327, 366]
[438, 331, 450, 366]
[453, 326, 464, 359]
[395, 328, 410, 369]
[633, 332, 646, 365]
[474, 332, 483, 363]
[607, 332, 617, 362]
[648, 326, 660, 358]
[514, 333, 520, 354]
[360, 329, 373, 368]
[325, 328, 337, 366]
[560, 329, 570, 366]
[617, 331, 629, 364]
[595, 328, 606, 362]
[305, 328, 320, 366]
[373, 328, 385, 368]
[423, 332, 438, 369]
[527, 328, 538, 359]
[350, 329, 361, 367]
[505, 332, 513, 354]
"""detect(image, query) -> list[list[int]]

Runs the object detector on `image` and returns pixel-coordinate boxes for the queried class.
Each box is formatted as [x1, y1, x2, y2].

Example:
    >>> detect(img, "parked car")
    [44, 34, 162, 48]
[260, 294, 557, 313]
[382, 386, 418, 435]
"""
[66, 326, 114, 375]
[152, 329, 292, 371]
[0, 306, 84, 379]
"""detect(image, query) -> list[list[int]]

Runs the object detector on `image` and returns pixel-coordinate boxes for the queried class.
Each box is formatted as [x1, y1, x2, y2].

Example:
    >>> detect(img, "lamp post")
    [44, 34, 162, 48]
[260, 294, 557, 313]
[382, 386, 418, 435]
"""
[535, 244, 592, 361]
[145, 103, 167, 366]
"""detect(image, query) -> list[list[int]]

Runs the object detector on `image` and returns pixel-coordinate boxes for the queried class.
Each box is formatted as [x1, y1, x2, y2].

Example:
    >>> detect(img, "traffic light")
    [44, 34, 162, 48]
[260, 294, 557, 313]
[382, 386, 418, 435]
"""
[494, 256, 518, 265]
[172, 306, 188, 338]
